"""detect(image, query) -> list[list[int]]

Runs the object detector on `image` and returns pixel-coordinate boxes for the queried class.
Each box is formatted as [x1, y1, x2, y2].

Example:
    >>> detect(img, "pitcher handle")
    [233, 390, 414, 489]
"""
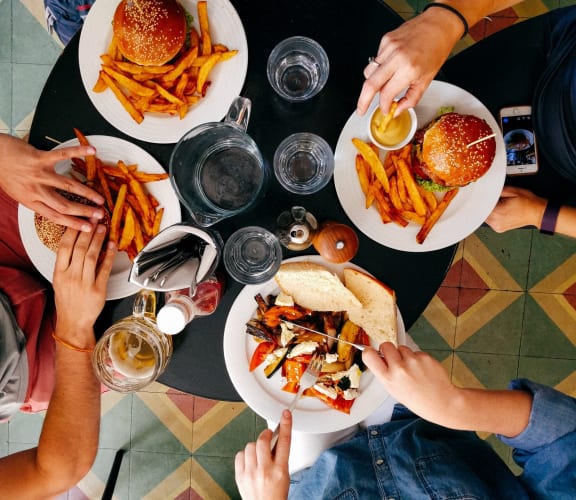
[224, 96, 251, 131]
[133, 289, 157, 319]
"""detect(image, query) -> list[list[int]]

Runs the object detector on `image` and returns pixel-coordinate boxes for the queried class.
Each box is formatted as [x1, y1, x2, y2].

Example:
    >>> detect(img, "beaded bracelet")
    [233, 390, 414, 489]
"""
[422, 3, 469, 39]
[52, 332, 94, 353]
[540, 200, 562, 235]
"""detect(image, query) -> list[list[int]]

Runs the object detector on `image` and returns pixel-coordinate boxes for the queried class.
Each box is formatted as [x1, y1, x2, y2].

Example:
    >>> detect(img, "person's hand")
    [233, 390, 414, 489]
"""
[363, 343, 460, 424]
[485, 185, 547, 233]
[0, 134, 106, 231]
[53, 224, 116, 346]
[235, 409, 292, 500]
[357, 9, 462, 117]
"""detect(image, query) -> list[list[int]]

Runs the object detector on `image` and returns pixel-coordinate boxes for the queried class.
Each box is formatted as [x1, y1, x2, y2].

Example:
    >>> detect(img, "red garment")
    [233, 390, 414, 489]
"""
[0, 188, 55, 412]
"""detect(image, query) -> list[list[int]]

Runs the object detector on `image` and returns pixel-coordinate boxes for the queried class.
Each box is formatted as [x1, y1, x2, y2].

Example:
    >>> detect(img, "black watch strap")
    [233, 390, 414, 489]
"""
[540, 201, 562, 235]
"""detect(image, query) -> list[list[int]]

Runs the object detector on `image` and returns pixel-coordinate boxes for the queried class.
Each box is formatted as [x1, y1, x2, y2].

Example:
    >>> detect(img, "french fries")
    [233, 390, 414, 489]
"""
[352, 138, 459, 244]
[71, 131, 168, 260]
[94, 1, 237, 123]
[376, 101, 398, 134]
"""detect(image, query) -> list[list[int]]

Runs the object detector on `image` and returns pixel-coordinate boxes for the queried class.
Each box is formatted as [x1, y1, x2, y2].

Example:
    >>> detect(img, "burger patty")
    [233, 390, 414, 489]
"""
[34, 191, 111, 252]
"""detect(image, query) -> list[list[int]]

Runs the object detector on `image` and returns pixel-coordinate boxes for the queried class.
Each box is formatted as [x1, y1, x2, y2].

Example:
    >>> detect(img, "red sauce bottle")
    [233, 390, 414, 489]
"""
[156, 273, 225, 335]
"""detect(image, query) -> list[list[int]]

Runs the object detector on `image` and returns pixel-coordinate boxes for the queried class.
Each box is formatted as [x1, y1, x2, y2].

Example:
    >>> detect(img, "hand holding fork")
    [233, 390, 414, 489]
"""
[270, 352, 323, 451]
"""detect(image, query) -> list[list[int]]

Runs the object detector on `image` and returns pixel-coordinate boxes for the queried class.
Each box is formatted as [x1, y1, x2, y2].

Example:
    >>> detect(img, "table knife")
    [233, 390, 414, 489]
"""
[281, 320, 371, 351]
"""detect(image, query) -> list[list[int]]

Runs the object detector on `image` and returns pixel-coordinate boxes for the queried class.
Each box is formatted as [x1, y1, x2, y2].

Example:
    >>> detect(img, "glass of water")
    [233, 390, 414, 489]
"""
[267, 36, 330, 102]
[273, 132, 334, 194]
[223, 226, 283, 285]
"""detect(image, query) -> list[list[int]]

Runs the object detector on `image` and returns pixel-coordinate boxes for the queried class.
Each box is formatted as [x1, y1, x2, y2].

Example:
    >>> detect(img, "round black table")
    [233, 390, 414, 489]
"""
[29, 0, 456, 401]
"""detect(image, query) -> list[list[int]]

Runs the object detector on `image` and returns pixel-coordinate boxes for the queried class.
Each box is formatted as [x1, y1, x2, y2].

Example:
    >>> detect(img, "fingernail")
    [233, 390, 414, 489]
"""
[108, 241, 116, 250]
[96, 224, 106, 233]
[81, 223, 92, 232]
[86, 147, 96, 155]
[93, 210, 104, 219]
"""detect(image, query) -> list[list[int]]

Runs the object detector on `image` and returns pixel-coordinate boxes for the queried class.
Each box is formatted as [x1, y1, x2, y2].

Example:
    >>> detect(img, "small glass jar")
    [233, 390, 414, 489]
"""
[156, 273, 225, 335]
[92, 289, 173, 393]
[275, 206, 318, 251]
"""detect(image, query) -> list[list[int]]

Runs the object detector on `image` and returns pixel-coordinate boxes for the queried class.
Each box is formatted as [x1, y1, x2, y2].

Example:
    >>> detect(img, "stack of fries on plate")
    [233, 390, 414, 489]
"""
[72, 129, 168, 260]
[93, 1, 237, 123]
[352, 138, 459, 244]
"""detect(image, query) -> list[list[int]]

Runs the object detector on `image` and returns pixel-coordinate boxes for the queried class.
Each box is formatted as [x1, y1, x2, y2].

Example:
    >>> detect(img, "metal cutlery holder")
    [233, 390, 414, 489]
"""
[129, 223, 222, 292]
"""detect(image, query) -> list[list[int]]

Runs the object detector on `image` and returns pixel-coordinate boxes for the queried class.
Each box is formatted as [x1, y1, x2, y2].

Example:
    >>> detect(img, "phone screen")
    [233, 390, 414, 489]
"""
[501, 114, 537, 167]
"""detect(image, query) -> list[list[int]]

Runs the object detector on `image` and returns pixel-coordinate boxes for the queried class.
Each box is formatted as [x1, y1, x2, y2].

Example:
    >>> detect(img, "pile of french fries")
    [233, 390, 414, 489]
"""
[352, 138, 459, 244]
[93, 1, 238, 123]
[72, 129, 168, 260]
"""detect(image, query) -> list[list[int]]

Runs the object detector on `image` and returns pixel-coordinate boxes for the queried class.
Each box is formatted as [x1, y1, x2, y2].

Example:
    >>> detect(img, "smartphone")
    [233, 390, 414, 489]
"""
[499, 106, 539, 175]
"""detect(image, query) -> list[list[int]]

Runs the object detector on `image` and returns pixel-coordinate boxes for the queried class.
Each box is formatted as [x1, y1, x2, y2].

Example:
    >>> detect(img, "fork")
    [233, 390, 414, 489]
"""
[270, 352, 323, 451]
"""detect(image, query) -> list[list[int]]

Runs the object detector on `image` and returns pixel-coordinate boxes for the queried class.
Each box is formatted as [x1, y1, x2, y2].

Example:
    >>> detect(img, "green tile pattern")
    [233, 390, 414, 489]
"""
[457, 291, 524, 354]
[0, 62, 11, 129]
[0, 0, 11, 63]
[528, 232, 576, 288]
[130, 397, 190, 455]
[12, 0, 60, 64]
[12, 62, 52, 130]
[521, 295, 576, 358]
[470, 226, 532, 291]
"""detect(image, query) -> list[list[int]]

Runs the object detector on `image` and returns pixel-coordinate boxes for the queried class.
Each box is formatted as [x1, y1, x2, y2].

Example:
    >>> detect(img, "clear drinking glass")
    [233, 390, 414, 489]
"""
[267, 36, 329, 102]
[273, 132, 334, 194]
[223, 226, 283, 285]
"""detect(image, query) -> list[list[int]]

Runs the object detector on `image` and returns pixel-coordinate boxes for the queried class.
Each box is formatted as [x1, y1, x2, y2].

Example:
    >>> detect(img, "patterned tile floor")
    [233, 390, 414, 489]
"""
[1, 0, 576, 498]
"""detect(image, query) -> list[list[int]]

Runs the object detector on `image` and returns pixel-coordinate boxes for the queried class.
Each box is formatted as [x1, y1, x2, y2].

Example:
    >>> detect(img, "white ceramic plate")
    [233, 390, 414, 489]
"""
[78, 0, 249, 143]
[18, 136, 182, 300]
[334, 80, 506, 252]
[223, 255, 406, 434]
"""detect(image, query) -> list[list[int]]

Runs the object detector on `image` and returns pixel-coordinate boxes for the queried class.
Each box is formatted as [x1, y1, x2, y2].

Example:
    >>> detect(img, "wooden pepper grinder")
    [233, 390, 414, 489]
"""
[313, 221, 359, 263]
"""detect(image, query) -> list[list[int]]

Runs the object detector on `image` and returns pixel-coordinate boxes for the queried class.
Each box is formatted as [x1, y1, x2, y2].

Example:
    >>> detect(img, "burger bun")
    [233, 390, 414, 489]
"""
[34, 191, 111, 252]
[413, 112, 496, 188]
[113, 0, 187, 66]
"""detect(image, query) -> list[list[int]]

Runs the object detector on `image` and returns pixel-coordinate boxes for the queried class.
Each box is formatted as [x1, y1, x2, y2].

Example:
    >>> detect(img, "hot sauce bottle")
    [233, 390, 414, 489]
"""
[156, 273, 225, 335]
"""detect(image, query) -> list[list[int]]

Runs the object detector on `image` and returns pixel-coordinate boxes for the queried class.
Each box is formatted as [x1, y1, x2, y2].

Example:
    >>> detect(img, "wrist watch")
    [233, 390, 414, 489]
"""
[540, 200, 562, 235]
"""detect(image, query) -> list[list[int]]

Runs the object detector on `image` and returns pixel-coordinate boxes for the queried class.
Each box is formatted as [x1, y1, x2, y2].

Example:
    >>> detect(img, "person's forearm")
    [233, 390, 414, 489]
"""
[0, 326, 100, 497]
[434, 1, 524, 28]
[37, 328, 100, 482]
[441, 387, 532, 437]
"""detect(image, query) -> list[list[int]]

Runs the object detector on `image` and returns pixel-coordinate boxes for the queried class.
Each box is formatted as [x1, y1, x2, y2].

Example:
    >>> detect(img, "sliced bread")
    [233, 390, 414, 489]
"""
[274, 261, 362, 311]
[343, 268, 398, 346]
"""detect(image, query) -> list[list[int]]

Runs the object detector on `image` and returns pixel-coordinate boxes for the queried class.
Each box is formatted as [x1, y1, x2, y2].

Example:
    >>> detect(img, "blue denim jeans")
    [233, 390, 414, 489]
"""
[289, 379, 576, 499]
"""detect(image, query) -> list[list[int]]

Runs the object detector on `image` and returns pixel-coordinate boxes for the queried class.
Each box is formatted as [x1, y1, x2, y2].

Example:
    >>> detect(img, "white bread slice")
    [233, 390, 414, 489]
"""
[274, 262, 362, 311]
[343, 268, 398, 346]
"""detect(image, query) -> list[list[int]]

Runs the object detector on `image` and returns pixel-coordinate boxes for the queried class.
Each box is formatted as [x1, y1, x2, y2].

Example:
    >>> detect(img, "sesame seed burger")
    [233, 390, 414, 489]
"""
[34, 191, 111, 252]
[412, 112, 496, 191]
[113, 0, 187, 66]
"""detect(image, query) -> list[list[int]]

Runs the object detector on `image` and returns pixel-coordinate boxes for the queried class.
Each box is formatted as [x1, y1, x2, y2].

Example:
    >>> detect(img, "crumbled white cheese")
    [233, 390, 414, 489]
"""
[287, 341, 318, 358]
[325, 353, 339, 364]
[264, 347, 287, 367]
[343, 388, 359, 400]
[275, 292, 294, 307]
[280, 323, 295, 347]
[313, 382, 338, 400]
[332, 364, 362, 389]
